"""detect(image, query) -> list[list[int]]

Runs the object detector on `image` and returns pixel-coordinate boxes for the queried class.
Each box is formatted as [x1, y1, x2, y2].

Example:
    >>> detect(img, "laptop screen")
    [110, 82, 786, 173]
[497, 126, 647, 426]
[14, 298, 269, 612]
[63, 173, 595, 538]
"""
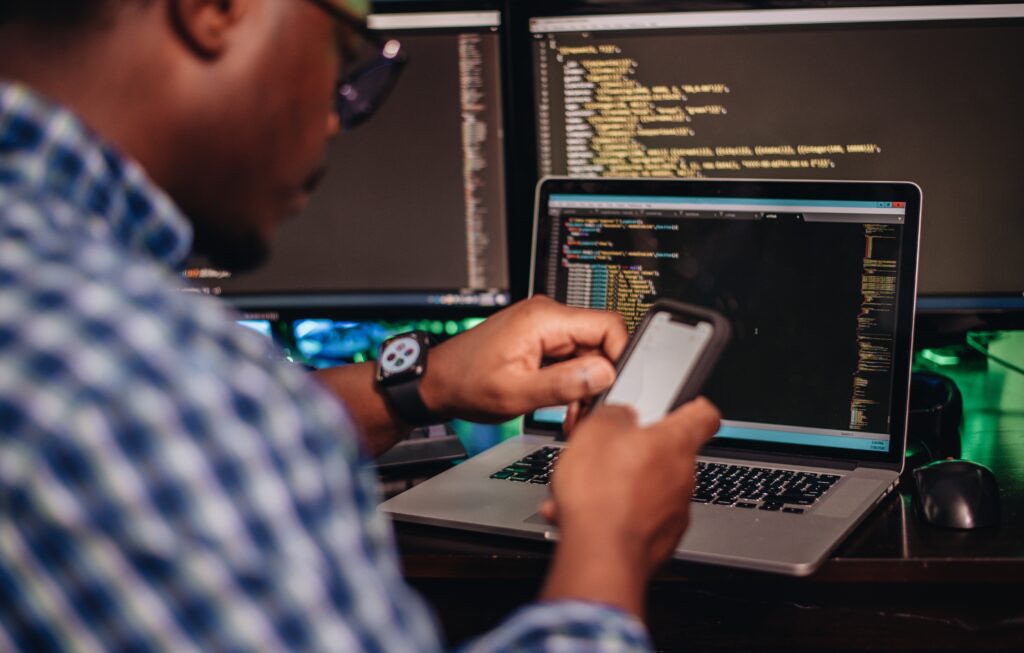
[530, 179, 919, 466]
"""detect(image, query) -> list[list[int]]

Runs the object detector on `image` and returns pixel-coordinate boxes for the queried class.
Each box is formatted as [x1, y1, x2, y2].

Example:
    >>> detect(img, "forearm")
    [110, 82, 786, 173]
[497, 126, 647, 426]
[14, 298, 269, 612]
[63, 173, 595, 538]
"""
[314, 362, 413, 457]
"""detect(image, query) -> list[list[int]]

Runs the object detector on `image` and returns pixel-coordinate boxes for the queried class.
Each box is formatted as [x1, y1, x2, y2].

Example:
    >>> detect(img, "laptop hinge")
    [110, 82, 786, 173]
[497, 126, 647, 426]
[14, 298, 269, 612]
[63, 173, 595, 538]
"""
[700, 447, 858, 471]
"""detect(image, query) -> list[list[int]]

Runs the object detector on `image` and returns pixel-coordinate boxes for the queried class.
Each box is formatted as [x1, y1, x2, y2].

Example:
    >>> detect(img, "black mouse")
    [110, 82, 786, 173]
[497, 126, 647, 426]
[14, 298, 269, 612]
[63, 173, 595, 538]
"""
[913, 459, 1000, 530]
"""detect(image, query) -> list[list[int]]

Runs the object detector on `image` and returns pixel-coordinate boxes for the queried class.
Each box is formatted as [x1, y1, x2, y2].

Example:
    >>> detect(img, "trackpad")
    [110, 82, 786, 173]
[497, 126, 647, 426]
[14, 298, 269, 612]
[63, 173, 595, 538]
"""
[816, 477, 881, 518]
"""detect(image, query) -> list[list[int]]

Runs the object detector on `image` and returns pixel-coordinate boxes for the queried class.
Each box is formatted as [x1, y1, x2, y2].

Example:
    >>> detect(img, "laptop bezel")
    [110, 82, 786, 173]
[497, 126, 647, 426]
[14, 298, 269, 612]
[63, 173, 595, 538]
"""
[527, 176, 920, 471]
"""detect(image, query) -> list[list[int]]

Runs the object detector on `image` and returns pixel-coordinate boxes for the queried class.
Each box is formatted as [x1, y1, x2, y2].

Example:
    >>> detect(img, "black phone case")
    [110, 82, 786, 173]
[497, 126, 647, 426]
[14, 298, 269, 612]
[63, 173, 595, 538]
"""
[595, 299, 732, 412]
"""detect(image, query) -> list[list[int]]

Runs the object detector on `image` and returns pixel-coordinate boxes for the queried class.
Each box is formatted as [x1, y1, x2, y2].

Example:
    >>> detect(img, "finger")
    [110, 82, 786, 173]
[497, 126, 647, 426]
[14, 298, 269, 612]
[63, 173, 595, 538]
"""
[540, 498, 558, 525]
[563, 401, 581, 436]
[537, 304, 629, 362]
[583, 403, 640, 432]
[651, 397, 722, 451]
[513, 356, 617, 409]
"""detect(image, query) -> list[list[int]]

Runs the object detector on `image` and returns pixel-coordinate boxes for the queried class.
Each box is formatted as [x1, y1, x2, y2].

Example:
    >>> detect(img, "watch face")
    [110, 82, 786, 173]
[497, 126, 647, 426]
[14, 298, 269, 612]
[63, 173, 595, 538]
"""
[380, 336, 422, 377]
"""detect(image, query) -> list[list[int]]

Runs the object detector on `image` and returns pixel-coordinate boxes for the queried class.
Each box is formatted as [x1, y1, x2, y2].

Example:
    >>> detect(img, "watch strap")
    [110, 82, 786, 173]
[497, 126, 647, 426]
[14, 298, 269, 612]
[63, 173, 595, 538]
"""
[383, 376, 445, 427]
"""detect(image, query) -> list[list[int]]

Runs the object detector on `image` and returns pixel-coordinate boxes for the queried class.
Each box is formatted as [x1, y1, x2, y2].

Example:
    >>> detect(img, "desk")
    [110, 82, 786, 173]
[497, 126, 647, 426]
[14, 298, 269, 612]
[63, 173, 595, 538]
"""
[391, 333, 1024, 651]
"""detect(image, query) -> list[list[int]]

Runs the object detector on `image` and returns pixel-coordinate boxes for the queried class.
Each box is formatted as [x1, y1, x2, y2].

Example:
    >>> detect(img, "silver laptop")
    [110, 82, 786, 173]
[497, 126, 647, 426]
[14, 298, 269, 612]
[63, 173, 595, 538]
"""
[381, 177, 921, 576]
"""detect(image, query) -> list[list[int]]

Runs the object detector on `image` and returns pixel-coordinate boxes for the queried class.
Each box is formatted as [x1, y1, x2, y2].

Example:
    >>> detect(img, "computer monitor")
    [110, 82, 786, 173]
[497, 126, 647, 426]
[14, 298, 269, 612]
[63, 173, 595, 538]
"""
[186, 2, 511, 318]
[514, 1, 1024, 325]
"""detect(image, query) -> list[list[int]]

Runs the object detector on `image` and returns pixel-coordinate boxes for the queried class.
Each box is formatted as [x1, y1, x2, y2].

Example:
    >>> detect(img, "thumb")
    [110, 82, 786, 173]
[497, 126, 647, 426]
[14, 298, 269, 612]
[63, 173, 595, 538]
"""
[515, 356, 616, 409]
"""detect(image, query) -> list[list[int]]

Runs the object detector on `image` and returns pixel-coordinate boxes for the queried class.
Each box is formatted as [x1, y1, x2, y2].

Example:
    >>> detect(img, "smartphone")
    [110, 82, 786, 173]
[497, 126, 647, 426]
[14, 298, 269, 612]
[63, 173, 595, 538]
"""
[596, 300, 731, 426]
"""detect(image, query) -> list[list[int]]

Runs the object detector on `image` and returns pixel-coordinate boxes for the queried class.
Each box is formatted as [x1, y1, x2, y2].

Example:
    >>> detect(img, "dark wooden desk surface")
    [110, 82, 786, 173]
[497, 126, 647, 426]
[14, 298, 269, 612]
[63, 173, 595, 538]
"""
[391, 333, 1024, 652]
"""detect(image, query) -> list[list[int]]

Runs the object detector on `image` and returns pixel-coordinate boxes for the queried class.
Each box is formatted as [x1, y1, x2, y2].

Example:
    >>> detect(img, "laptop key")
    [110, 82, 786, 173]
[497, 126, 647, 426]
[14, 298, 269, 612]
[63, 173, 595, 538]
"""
[491, 448, 566, 481]
[783, 507, 806, 514]
[775, 497, 815, 506]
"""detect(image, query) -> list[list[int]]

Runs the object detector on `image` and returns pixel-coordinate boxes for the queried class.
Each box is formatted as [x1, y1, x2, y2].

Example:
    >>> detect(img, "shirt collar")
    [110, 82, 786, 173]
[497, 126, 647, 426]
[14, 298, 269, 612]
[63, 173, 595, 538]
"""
[0, 80, 194, 269]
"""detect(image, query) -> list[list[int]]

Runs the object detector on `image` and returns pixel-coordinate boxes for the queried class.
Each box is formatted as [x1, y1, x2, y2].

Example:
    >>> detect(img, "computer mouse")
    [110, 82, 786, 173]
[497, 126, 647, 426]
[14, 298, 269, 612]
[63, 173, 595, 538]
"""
[913, 459, 1000, 530]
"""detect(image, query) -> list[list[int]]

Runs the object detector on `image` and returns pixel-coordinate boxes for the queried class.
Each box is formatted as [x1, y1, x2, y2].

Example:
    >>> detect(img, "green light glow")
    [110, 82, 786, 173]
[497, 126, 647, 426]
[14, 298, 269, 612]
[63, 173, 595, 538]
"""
[920, 348, 960, 366]
[500, 417, 525, 439]
[336, 0, 369, 18]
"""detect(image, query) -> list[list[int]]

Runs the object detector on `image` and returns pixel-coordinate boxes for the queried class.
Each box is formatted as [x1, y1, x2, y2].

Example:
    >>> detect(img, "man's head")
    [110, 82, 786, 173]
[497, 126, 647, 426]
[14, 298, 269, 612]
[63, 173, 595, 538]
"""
[0, 0, 370, 271]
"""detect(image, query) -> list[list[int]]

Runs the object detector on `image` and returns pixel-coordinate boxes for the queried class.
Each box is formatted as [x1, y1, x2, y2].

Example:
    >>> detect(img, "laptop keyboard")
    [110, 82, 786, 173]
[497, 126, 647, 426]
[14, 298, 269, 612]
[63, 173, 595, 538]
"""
[694, 461, 841, 514]
[491, 448, 842, 515]
[490, 446, 563, 484]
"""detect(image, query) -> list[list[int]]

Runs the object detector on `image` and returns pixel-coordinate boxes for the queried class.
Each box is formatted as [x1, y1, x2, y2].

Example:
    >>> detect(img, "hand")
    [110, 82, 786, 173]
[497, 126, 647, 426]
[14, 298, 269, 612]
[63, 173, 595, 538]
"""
[540, 398, 721, 617]
[420, 295, 628, 423]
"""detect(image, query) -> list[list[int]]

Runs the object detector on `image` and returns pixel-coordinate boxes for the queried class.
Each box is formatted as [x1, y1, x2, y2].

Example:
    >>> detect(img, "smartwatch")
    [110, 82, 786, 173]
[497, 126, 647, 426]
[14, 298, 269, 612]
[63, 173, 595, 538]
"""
[375, 331, 444, 426]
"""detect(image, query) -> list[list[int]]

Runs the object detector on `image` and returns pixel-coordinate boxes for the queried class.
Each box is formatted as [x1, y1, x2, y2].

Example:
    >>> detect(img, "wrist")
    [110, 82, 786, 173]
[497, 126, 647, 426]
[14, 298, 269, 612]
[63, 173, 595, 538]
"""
[541, 529, 650, 618]
[418, 339, 455, 420]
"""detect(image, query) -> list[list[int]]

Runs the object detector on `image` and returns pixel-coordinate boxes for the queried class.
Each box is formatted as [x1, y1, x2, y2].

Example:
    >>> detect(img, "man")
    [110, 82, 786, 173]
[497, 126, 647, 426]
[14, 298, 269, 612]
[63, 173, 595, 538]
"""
[0, 1, 720, 651]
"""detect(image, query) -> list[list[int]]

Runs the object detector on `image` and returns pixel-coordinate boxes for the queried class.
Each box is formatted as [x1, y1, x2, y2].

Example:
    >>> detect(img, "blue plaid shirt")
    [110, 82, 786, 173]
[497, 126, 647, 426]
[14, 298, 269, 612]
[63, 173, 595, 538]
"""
[0, 81, 651, 652]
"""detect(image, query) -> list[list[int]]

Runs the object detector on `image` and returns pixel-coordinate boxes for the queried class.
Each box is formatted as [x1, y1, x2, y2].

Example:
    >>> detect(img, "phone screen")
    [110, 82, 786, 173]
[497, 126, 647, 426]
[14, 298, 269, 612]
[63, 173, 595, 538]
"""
[603, 311, 714, 426]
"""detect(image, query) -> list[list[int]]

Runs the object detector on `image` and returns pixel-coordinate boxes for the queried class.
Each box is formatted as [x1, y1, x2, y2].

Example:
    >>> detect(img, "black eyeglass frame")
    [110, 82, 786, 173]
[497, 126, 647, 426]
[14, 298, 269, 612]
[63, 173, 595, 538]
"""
[305, 0, 409, 130]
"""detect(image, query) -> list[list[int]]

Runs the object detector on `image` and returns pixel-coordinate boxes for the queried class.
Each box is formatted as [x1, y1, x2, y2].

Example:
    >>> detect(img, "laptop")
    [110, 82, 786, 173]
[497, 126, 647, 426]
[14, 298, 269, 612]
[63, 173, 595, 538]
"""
[381, 177, 921, 576]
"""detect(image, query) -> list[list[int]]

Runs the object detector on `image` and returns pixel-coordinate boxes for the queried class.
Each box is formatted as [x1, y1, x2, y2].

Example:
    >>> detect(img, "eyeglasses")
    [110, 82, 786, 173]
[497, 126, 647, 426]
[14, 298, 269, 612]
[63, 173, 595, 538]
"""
[306, 0, 408, 130]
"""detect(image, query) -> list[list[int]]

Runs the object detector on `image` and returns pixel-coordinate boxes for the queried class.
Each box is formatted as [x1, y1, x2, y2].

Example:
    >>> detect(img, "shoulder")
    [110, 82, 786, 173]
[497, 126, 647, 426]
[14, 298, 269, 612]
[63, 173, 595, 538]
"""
[0, 188, 363, 465]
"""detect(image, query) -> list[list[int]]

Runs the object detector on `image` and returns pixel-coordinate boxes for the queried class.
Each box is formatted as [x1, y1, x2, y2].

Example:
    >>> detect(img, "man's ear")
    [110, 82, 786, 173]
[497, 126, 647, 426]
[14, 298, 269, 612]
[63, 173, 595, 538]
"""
[170, 0, 246, 59]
